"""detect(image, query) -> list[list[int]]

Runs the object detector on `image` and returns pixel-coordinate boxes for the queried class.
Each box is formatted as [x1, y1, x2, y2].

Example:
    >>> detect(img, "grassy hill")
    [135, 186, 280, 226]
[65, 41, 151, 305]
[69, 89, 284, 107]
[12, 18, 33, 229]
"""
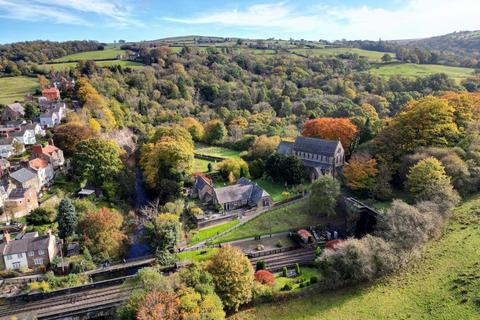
[231, 196, 480, 320]
[370, 63, 475, 82]
[39, 60, 144, 71]
[290, 48, 395, 62]
[53, 49, 127, 62]
[0, 76, 38, 105]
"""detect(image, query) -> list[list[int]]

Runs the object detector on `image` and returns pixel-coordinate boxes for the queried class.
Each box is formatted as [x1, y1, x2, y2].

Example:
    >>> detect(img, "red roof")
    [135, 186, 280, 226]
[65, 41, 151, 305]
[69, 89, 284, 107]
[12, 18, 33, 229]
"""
[29, 158, 49, 170]
[297, 229, 312, 238]
[42, 88, 59, 94]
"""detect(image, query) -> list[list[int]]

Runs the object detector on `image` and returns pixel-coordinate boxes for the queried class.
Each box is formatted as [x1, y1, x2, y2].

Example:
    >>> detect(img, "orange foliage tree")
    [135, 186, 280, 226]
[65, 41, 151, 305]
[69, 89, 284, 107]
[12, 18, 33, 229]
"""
[136, 291, 181, 320]
[77, 207, 127, 261]
[343, 153, 378, 193]
[254, 270, 275, 286]
[302, 117, 358, 149]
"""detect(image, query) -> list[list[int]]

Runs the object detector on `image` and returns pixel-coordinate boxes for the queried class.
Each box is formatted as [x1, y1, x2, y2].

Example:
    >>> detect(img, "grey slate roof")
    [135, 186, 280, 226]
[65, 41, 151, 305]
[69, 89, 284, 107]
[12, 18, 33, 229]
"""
[4, 238, 29, 255]
[277, 141, 294, 155]
[292, 137, 341, 155]
[7, 103, 25, 116]
[0, 137, 15, 146]
[10, 168, 37, 184]
[214, 178, 270, 205]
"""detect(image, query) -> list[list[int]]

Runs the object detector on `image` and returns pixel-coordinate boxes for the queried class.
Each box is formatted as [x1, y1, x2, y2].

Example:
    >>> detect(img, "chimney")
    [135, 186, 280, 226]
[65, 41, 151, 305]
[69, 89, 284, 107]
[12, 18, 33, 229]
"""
[48, 139, 54, 147]
[47, 229, 52, 238]
[3, 232, 10, 243]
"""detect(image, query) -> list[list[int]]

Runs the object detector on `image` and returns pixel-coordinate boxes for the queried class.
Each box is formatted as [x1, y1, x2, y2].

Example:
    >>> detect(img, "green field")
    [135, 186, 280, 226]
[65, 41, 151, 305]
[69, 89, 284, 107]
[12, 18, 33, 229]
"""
[290, 48, 395, 62]
[0, 76, 39, 105]
[370, 63, 475, 81]
[176, 247, 218, 263]
[189, 219, 240, 245]
[193, 158, 215, 173]
[53, 49, 127, 62]
[39, 60, 144, 71]
[232, 196, 480, 320]
[213, 199, 342, 243]
[194, 144, 241, 158]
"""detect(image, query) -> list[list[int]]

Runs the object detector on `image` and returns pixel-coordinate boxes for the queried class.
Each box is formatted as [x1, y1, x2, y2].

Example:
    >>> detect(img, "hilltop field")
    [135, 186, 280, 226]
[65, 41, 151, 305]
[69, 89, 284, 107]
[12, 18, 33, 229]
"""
[0, 76, 38, 105]
[231, 196, 480, 320]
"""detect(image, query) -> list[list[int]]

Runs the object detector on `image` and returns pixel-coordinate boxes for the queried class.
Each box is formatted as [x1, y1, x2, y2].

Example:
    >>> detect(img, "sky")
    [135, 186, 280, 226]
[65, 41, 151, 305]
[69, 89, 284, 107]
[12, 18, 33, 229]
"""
[1, 0, 480, 44]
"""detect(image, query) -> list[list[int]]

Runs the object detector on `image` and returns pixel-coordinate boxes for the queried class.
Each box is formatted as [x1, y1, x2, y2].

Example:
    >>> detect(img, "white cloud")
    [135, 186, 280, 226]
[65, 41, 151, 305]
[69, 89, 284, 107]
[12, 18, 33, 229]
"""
[0, 0, 142, 27]
[162, 1, 480, 40]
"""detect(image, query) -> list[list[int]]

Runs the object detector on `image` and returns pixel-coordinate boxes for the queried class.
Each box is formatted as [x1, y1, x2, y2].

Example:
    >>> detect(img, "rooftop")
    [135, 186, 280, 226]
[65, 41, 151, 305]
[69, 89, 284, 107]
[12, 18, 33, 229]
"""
[10, 168, 37, 184]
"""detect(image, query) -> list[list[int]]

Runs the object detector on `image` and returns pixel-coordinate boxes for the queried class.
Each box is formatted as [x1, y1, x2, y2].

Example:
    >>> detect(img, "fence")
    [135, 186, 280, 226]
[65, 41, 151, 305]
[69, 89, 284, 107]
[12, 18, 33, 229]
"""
[197, 212, 239, 229]
[246, 246, 298, 258]
[194, 153, 225, 162]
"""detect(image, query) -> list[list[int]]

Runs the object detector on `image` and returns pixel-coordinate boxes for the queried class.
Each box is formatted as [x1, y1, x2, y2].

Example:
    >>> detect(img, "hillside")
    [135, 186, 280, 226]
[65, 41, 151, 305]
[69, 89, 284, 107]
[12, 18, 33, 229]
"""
[396, 30, 480, 53]
[231, 196, 480, 320]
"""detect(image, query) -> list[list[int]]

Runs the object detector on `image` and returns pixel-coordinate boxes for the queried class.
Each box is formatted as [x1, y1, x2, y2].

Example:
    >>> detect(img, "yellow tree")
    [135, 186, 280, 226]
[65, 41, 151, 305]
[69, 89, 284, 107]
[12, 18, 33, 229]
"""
[343, 153, 378, 193]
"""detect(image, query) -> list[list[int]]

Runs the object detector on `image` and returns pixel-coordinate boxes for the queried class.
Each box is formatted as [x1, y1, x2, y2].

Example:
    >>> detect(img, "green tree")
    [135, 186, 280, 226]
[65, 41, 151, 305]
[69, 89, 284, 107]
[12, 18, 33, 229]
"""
[406, 157, 459, 207]
[24, 103, 40, 120]
[144, 214, 182, 265]
[308, 175, 341, 216]
[381, 53, 392, 63]
[56, 198, 77, 239]
[203, 119, 227, 145]
[72, 138, 124, 187]
[217, 158, 250, 182]
[206, 245, 254, 311]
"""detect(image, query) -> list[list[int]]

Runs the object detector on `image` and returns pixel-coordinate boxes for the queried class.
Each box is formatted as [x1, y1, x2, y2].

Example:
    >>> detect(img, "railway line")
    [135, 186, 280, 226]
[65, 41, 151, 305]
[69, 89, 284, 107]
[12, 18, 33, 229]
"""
[0, 247, 317, 319]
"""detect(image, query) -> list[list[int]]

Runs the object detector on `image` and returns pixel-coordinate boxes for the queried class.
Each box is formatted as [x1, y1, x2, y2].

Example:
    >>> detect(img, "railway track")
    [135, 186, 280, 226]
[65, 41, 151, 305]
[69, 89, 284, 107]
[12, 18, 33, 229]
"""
[249, 248, 316, 271]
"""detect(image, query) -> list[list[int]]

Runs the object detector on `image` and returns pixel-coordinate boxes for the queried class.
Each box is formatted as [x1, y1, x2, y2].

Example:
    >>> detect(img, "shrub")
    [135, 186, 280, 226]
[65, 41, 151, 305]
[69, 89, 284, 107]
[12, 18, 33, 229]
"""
[281, 283, 292, 291]
[295, 263, 301, 275]
[282, 267, 288, 277]
[315, 247, 322, 256]
[276, 240, 283, 248]
[254, 270, 275, 286]
[27, 281, 51, 293]
[310, 276, 319, 284]
[256, 260, 266, 271]
[256, 244, 265, 251]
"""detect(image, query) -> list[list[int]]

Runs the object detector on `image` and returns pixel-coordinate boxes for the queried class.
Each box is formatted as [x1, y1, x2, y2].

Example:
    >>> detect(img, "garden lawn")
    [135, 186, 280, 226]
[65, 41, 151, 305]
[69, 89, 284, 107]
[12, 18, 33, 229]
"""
[176, 248, 218, 263]
[0, 76, 39, 105]
[194, 144, 241, 158]
[189, 219, 240, 245]
[213, 199, 342, 243]
[370, 63, 475, 82]
[53, 49, 127, 62]
[192, 158, 214, 173]
[274, 267, 322, 292]
[230, 195, 480, 320]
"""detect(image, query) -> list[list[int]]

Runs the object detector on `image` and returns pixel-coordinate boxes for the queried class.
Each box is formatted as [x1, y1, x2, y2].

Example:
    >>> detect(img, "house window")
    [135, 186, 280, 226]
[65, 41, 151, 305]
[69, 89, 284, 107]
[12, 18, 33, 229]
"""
[28, 251, 34, 257]
[6, 255, 12, 260]
[34, 258, 43, 265]
[38, 250, 45, 256]
[17, 253, 22, 258]
[12, 262, 20, 269]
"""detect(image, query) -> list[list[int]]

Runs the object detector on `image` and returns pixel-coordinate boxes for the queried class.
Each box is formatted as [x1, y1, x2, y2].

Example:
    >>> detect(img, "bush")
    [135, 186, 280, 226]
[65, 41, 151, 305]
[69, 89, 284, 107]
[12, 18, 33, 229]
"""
[310, 276, 319, 284]
[254, 270, 275, 286]
[256, 244, 265, 251]
[256, 260, 266, 271]
[276, 240, 283, 248]
[281, 283, 292, 291]
[315, 247, 322, 256]
[26, 207, 56, 225]
[282, 267, 288, 277]
[0, 270, 20, 278]
[27, 281, 51, 293]
[295, 263, 301, 275]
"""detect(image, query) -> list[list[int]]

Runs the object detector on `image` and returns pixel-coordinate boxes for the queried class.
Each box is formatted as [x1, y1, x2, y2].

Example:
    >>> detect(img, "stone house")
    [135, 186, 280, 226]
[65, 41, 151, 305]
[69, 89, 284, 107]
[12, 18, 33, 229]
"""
[10, 168, 41, 193]
[31, 140, 65, 170]
[278, 136, 345, 180]
[1, 103, 25, 122]
[3, 188, 38, 222]
[0, 231, 58, 270]
[0, 137, 24, 158]
[39, 103, 65, 128]
[193, 176, 272, 212]
[11, 127, 36, 145]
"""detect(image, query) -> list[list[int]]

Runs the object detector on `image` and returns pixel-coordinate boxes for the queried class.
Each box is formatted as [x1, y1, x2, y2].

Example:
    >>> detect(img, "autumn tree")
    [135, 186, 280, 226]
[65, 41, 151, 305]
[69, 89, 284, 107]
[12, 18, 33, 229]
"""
[308, 175, 341, 216]
[144, 214, 182, 266]
[302, 117, 358, 150]
[52, 122, 92, 157]
[77, 208, 127, 261]
[72, 138, 124, 188]
[343, 153, 378, 194]
[254, 270, 275, 286]
[247, 135, 281, 160]
[204, 119, 227, 145]
[217, 158, 250, 182]
[181, 117, 204, 141]
[206, 245, 254, 311]
[136, 291, 181, 320]
[140, 126, 194, 201]
[406, 157, 459, 208]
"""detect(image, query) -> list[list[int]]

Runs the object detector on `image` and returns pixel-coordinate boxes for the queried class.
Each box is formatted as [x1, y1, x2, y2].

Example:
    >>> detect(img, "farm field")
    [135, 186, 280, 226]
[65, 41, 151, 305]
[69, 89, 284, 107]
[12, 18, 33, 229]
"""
[0, 76, 38, 105]
[39, 60, 144, 71]
[231, 195, 480, 320]
[53, 49, 127, 62]
[290, 47, 395, 62]
[370, 63, 475, 81]
[213, 199, 344, 243]
[194, 144, 241, 158]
